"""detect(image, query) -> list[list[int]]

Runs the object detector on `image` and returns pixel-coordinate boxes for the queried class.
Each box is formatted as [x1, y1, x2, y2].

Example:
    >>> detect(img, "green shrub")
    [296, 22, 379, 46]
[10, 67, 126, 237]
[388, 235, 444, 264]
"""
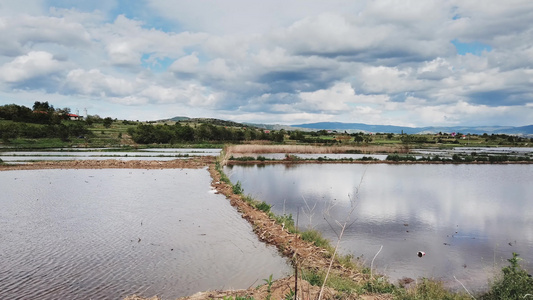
[481, 253, 533, 300]
[273, 214, 296, 233]
[232, 181, 244, 195]
[255, 201, 272, 213]
[394, 278, 470, 300]
[301, 229, 333, 251]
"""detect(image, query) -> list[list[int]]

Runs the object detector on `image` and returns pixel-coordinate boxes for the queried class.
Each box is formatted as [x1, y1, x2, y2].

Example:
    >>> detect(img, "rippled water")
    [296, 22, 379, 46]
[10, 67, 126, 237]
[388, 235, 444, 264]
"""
[224, 163, 533, 292]
[0, 169, 289, 299]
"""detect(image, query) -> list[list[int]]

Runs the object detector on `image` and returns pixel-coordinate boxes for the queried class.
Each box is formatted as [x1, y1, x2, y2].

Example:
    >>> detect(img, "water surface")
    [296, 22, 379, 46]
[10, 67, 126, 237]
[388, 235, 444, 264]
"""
[0, 169, 289, 299]
[0, 148, 222, 163]
[224, 163, 533, 292]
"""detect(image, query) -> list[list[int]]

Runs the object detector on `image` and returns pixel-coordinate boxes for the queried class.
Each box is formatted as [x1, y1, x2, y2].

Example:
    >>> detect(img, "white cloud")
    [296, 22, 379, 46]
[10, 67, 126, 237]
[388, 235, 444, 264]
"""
[169, 53, 199, 74]
[146, 0, 367, 35]
[64, 69, 135, 97]
[0, 0, 44, 16]
[299, 82, 355, 112]
[110, 95, 149, 106]
[359, 66, 419, 94]
[0, 51, 66, 83]
[0, 0, 532, 126]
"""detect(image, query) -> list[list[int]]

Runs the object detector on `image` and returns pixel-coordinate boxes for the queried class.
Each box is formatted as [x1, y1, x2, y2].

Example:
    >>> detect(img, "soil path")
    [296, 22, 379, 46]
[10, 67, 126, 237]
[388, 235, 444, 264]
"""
[0, 157, 213, 171]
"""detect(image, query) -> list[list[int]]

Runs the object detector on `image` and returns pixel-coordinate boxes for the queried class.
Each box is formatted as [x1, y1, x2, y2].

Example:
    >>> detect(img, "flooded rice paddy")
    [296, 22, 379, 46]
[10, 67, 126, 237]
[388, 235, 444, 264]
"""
[0, 148, 222, 163]
[224, 163, 533, 292]
[0, 168, 289, 299]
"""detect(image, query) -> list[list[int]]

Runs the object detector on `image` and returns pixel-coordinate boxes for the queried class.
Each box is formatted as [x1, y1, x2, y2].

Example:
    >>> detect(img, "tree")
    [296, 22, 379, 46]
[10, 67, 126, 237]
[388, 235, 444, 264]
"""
[103, 117, 114, 128]
[32, 101, 53, 113]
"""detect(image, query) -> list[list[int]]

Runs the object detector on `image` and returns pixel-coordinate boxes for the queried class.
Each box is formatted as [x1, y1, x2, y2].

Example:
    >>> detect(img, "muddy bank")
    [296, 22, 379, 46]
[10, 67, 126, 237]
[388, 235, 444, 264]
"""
[0, 156, 214, 171]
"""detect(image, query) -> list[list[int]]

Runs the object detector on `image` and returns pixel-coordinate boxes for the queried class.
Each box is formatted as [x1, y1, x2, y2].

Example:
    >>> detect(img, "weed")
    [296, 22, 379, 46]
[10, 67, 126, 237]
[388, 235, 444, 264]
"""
[215, 161, 231, 183]
[232, 181, 244, 194]
[273, 214, 297, 233]
[336, 253, 356, 269]
[359, 276, 397, 294]
[284, 288, 295, 300]
[301, 268, 360, 296]
[255, 201, 272, 213]
[263, 274, 273, 300]
[394, 278, 471, 300]
[481, 252, 533, 300]
[301, 229, 333, 252]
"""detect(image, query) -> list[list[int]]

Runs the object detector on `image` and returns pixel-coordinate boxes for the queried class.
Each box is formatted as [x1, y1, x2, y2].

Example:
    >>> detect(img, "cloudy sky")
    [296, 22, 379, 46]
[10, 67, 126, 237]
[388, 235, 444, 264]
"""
[0, 0, 532, 126]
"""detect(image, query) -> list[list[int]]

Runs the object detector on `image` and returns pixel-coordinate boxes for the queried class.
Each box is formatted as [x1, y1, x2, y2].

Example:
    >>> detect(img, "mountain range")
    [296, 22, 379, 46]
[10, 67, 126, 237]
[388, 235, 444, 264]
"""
[289, 122, 533, 136]
[163, 117, 533, 136]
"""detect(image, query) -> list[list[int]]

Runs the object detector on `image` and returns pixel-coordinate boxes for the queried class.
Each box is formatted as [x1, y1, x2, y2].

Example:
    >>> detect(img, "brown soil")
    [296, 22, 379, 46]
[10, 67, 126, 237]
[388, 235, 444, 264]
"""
[0, 157, 214, 171]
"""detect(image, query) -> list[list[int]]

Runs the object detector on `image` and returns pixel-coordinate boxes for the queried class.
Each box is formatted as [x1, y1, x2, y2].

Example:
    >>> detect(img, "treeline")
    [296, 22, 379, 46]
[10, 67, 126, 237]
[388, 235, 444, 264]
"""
[386, 154, 531, 162]
[127, 123, 285, 144]
[0, 102, 72, 125]
[0, 122, 89, 142]
[0, 102, 90, 142]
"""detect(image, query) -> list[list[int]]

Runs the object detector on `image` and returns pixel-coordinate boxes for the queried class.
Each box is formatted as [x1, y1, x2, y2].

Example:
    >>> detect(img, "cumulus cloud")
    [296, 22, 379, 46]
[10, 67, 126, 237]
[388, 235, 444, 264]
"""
[64, 69, 136, 97]
[0, 51, 66, 83]
[0, 0, 532, 125]
[298, 82, 355, 112]
[169, 52, 199, 74]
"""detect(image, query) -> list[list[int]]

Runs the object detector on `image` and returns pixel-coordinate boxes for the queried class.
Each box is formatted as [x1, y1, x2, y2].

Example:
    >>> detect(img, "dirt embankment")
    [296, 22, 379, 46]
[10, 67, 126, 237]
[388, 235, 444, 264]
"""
[0, 157, 214, 171]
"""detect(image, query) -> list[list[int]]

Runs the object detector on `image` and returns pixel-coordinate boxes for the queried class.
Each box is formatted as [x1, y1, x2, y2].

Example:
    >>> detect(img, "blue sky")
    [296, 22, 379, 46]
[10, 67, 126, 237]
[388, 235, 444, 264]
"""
[0, 0, 532, 126]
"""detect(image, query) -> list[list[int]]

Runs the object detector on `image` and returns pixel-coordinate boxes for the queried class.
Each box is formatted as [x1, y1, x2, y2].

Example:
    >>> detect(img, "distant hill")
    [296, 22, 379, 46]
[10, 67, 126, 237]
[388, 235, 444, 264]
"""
[162, 117, 256, 129]
[164, 116, 190, 122]
[160, 117, 533, 136]
[290, 122, 533, 136]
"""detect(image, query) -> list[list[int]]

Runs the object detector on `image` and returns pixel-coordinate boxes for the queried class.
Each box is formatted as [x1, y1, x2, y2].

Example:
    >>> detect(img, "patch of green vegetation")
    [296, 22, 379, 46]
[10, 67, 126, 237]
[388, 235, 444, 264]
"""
[5, 138, 74, 149]
[481, 253, 533, 300]
[386, 154, 418, 161]
[301, 268, 370, 296]
[215, 161, 231, 184]
[228, 155, 273, 162]
[232, 181, 244, 195]
[393, 278, 471, 300]
[255, 201, 272, 213]
[272, 214, 297, 233]
[300, 229, 334, 252]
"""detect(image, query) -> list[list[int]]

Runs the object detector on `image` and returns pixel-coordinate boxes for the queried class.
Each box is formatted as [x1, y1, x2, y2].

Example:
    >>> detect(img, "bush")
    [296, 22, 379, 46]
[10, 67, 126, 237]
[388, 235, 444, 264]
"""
[273, 214, 296, 233]
[301, 229, 333, 251]
[481, 253, 533, 299]
[255, 201, 272, 213]
[232, 181, 244, 195]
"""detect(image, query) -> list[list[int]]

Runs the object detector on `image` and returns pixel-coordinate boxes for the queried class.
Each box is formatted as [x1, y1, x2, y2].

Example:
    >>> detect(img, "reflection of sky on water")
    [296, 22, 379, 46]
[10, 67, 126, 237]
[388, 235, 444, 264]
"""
[413, 147, 533, 157]
[231, 152, 387, 160]
[225, 163, 533, 291]
[0, 148, 222, 162]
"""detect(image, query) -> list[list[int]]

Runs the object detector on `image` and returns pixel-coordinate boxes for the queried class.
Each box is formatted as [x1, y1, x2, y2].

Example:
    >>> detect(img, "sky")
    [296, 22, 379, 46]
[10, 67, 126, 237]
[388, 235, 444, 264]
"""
[0, 0, 532, 127]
